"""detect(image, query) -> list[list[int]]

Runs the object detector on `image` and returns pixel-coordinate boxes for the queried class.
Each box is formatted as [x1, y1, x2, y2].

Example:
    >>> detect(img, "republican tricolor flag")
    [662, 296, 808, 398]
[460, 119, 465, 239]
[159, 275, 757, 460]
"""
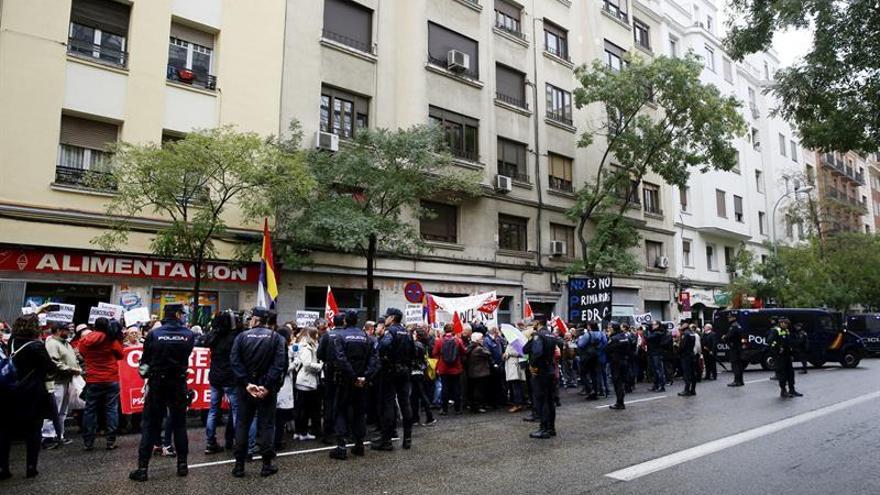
[256, 219, 278, 309]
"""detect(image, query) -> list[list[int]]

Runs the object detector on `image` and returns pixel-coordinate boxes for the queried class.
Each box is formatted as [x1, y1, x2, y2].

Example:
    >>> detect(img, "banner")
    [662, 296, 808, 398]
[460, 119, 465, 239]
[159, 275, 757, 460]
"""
[568, 276, 613, 323]
[430, 291, 498, 326]
[88, 306, 118, 324]
[634, 312, 653, 326]
[404, 304, 424, 325]
[118, 346, 212, 414]
[295, 310, 320, 328]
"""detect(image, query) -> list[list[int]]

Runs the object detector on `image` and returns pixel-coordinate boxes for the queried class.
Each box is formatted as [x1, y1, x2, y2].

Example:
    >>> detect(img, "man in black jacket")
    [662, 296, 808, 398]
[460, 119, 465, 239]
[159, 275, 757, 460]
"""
[230, 307, 288, 478]
[203, 311, 242, 454]
[646, 320, 667, 392]
[606, 322, 630, 410]
[524, 315, 562, 438]
[678, 323, 697, 397]
[316, 315, 344, 445]
[702, 324, 718, 380]
[724, 313, 745, 387]
[373, 307, 416, 451]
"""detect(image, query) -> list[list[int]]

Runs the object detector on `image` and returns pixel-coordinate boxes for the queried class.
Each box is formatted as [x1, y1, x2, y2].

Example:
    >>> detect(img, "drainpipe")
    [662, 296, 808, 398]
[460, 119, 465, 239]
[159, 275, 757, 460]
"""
[529, 16, 545, 272]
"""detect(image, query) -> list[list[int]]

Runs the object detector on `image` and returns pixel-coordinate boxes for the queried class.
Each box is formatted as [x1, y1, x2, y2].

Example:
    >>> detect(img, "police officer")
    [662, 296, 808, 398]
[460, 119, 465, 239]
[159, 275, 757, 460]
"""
[329, 310, 379, 460]
[678, 322, 697, 397]
[606, 322, 630, 410]
[230, 307, 288, 478]
[316, 314, 345, 445]
[768, 317, 802, 398]
[129, 304, 194, 482]
[724, 313, 745, 387]
[373, 308, 415, 451]
[523, 314, 562, 437]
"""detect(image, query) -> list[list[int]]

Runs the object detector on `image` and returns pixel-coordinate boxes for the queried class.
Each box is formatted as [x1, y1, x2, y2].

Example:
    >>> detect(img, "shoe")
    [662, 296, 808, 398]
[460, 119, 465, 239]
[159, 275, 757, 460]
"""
[106, 439, 118, 451]
[60, 437, 73, 445]
[301, 433, 316, 441]
[439, 411, 448, 416]
[477, 408, 487, 414]
[152, 445, 162, 455]
[800, 370, 808, 374]
[329, 448, 348, 460]
[790, 390, 803, 397]
[586, 394, 598, 401]
[727, 382, 743, 387]
[522, 416, 538, 423]
[371, 441, 394, 451]
[205, 443, 224, 455]
[292, 433, 302, 441]
[232, 462, 245, 478]
[402, 438, 412, 450]
[658, 388, 666, 392]
[678, 391, 690, 397]
[529, 430, 551, 439]
[161, 445, 175, 457]
[780, 389, 789, 398]
[609, 404, 626, 410]
[260, 464, 278, 478]
[177, 463, 188, 477]
[424, 419, 437, 426]
[83, 444, 94, 451]
[25, 467, 38, 479]
[351, 443, 365, 457]
[129, 468, 148, 482]
[46, 439, 60, 450]
[547, 430, 557, 437]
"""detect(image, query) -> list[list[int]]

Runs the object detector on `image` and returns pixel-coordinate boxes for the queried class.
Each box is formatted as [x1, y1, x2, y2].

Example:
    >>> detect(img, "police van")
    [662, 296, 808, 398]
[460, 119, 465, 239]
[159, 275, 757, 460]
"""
[712, 309, 866, 370]
[845, 314, 880, 355]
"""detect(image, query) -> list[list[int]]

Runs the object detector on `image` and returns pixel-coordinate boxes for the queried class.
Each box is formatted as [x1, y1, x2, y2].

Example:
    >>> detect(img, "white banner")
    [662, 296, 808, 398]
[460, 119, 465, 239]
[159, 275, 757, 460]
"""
[404, 304, 424, 325]
[98, 302, 124, 320]
[295, 310, 320, 328]
[88, 306, 117, 324]
[431, 291, 498, 327]
[124, 307, 151, 325]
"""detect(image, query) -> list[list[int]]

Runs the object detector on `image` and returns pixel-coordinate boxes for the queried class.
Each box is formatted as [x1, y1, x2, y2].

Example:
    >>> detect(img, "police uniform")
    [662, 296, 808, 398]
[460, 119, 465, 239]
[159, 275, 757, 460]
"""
[524, 320, 562, 438]
[768, 320, 801, 398]
[316, 316, 344, 443]
[373, 308, 415, 451]
[129, 305, 195, 482]
[725, 316, 745, 386]
[606, 324, 630, 410]
[329, 311, 379, 459]
[230, 307, 288, 478]
[678, 327, 697, 396]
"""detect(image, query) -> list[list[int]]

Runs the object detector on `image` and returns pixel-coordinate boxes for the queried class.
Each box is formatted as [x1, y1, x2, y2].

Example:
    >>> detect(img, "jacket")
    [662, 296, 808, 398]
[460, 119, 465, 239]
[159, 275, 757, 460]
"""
[230, 326, 288, 392]
[4, 337, 55, 420]
[294, 341, 322, 391]
[646, 328, 667, 354]
[523, 328, 562, 376]
[78, 330, 124, 383]
[605, 331, 631, 364]
[277, 344, 296, 410]
[203, 325, 239, 387]
[503, 343, 525, 382]
[331, 326, 379, 382]
[679, 330, 697, 360]
[377, 323, 415, 374]
[466, 343, 491, 379]
[483, 333, 504, 366]
[702, 331, 718, 356]
[45, 335, 81, 386]
[140, 319, 195, 380]
[725, 321, 744, 355]
[432, 334, 467, 376]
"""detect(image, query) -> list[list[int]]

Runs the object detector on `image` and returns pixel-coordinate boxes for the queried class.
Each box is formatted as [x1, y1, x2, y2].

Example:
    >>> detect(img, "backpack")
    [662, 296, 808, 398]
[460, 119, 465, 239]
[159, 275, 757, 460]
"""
[441, 338, 459, 365]
[0, 340, 35, 393]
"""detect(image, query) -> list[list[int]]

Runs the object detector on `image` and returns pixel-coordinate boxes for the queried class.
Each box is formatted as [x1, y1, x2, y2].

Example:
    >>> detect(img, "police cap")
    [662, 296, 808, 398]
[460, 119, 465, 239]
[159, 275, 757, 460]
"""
[251, 306, 270, 319]
[381, 307, 403, 320]
[163, 304, 185, 319]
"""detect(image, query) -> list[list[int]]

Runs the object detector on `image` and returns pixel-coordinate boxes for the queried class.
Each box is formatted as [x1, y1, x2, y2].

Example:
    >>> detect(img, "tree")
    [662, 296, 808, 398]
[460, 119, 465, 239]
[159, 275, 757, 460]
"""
[276, 125, 482, 319]
[94, 126, 312, 320]
[725, 0, 880, 152]
[569, 53, 746, 275]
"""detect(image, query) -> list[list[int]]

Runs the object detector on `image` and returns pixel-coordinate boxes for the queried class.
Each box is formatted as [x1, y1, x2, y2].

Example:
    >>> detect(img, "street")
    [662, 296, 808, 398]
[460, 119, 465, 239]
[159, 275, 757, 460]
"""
[4, 361, 879, 495]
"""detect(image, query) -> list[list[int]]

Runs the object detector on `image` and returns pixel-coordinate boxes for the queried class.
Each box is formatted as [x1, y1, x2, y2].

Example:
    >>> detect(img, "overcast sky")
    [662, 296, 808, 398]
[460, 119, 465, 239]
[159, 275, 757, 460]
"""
[772, 28, 813, 67]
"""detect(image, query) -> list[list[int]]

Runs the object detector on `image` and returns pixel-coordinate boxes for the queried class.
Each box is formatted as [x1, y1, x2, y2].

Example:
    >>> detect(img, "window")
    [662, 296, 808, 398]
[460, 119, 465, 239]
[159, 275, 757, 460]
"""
[755, 170, 764, 193]
[603, 0, 628, 23]
[778, 133, 787, 156]
[550, 223, 575, 258]
[646, 241, 663, 268]
[605, 40, 626, 72]
[734, 195, 744, 222]
[545, 84, 573, 125]
[758, 211, 766, 235]
[549, 153, 573, 192]
[682, 239, 693, 267]
[706, 244, 717, 271]
[706, 15, 713, 32]
[499, 214, 528, 252]
[494, 0, 523, 38]
[704, 45, 715, 71]
[723, 58, 733, 83]
[679, 185, 689, 212]
[428, 22, 479, 78]
[56, 114, 118, 187]
[610, 166, 640, 205]
[420, 201, 458, 243]
[167, 23, 215, 90]
[633, 19, 650, 49]
[751, 128, 760, 150]
[643, 183, 662, 215]
[323, 0, 373, 53]
[790, 140, 798, 162]
[429, 106, 479, 161]
[724, 246, 735, 272]
[733, 150, 741, 174]
[669, 36, 678, 57]
[320, 85, 369, 138]
[68, 0, 130, 66]
[497, 137, 528, 183]
[543, 20, 569, 60]
[716, 189, 727, 218]
[496, 64, 527, 109]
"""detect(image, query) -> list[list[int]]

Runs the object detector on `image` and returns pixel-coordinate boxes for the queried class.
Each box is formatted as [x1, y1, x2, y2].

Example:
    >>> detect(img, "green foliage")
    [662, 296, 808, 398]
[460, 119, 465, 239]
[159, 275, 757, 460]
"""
[725, 0, 880, 152]
[569, 53, 746, 274]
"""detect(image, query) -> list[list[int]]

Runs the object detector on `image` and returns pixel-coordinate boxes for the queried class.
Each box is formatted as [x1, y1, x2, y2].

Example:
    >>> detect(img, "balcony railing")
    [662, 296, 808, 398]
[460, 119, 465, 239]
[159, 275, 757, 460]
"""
[548, 176, 573, 193]
[543, 45, 571, 62]
[427, 54, 479, 80]
[498, 165, 530, 184]
[495, 91, 528, 110]
[54, 166, 117, 190]
[494, 20, 526, 41]
[321, 28, 373, 54]
[645, 206, 664, 216]
[167, 65, 216, 91]
[602, 2, 629, 23]
[450, 147, 479, 162]
[546, 110, 573, 126]
[67, 37, 127, 67]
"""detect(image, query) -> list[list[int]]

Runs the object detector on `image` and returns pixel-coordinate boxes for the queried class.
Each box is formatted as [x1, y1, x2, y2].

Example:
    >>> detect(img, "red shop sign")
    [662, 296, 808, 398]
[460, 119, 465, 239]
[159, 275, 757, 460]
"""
[0, 247, 259, 284]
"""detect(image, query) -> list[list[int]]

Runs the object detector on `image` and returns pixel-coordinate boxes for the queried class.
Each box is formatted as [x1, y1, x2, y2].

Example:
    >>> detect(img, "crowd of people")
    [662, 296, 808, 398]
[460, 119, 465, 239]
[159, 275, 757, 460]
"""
[0, 304, 810, 482]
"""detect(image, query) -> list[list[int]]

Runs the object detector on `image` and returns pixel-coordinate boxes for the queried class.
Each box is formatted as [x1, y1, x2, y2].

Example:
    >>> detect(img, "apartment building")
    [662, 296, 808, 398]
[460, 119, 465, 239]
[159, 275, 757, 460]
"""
[812, 150, 873, 235]
[870, 155, 880, 231]
[0, 0, 285, 322]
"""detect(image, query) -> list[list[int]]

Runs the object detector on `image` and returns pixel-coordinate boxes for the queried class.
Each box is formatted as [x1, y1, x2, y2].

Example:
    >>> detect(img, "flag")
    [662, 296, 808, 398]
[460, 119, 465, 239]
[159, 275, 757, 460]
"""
[550, 314, 569, 336]
[452, 311, 463, 334]
[524, 300, 534, 320]
[477, 296, 503, 314]
[325, 286, 339, 327]
[256, 219, 278, 309]
[423, 294, 438, 325]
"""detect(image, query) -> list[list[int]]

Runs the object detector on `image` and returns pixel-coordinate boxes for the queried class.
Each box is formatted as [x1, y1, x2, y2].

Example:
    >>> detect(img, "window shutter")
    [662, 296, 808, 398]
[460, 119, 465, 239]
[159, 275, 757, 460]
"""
[170, 21, 214, 49]
[494, 0, 521, 19]
[496, 64, 525, 101]
[59, 115, 119, 150]
[323, 0, 373, 50]
[70, 0, 130, 36]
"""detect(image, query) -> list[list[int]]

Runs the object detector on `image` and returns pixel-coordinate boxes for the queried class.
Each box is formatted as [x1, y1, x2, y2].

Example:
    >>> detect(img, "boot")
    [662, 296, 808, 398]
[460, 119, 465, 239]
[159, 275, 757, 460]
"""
[177, 462, 188, 477]
[790, 389, 803, 397]
[128, 460, 148, 482]
[402, 437, 412, 450]
[25, 466, 39, 479]
[351, 442, 365, 457]
[329, 447, 348, 460]
[260, 462, 278, 478]
[232, 461, 245, 478]
[370, 440, 393, 451]
[780, 389, 789, 398]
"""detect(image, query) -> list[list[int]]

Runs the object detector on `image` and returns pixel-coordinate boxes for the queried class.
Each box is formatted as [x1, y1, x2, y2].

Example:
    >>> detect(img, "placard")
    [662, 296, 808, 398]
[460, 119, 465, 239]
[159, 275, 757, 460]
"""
[568, 276, 613, 323]
[118, 346, 212, 414]
[404, 304, 424, 325]
[98, 302, 124, 320]
[634, 312, 653, 326]
[124, 307, 151, 325]
[46, 304, 76, 323]
[295, 310, 320, 328]
[88, 306, 117, 324]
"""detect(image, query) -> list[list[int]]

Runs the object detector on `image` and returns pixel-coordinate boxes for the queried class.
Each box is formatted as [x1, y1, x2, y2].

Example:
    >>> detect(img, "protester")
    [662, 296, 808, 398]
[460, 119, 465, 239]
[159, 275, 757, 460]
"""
[433, 323, 467, 416]
[203, 311, 242, 454]
[465, 332, 491, 414]
[41, 323, 82, 449]
[702, 324, 718, 380]
[606, 322, 629, 410]
[78, 317, 124, 451]
[274, 326, 296, 451]
[678, 323, 697, 397]
[410, 327, 436, 426]
[503, 336, 526, 412]
[293, 327, 322, 441]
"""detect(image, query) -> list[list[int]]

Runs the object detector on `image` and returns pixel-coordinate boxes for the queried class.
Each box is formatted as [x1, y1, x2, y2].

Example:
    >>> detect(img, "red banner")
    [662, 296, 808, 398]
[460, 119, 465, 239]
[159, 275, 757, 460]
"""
[117, 346, 214, 414]
[0, 247, 259, 284]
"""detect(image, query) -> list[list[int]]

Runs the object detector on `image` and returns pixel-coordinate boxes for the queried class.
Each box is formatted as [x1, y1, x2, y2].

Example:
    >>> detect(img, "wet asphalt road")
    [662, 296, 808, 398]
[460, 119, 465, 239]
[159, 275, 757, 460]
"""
[4, 360, 880, 495]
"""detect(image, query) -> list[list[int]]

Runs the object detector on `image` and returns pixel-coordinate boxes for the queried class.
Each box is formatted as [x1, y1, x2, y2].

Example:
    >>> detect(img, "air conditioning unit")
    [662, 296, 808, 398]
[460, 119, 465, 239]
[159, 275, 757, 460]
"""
[315, 130, 339, 151]
[550, 240, 567, 257]
[447, 50, 470, 72]
[495, 174, 512, 193]
[654, 255, 670, 269]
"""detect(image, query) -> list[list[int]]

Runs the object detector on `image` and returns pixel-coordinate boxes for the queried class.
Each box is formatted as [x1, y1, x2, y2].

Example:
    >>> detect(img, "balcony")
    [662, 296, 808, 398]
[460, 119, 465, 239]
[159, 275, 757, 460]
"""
[321, 28, 374, 54]
[546, 110, 573, 126]
[427, 54, 479, 81]
[498, 165, 530, 184]
[494, 20, 526, 42]
[67, 37, 127, 68]
[602, 2, 629, 23]
[549, 176, 573, 193]
[167, 65, 216, 91]
[450, 147, 479, 163]
[495, 91, 528, 110]
[54, 166, 116, 190]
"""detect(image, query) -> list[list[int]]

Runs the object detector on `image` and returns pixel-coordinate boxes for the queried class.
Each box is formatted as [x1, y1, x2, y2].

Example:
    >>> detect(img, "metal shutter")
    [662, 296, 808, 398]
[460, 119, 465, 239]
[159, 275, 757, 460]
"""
[70, 0, 130, 36]
[170, 21, 215, 49]
[0, 281, 26, 324]
[59, 115, 119, 150]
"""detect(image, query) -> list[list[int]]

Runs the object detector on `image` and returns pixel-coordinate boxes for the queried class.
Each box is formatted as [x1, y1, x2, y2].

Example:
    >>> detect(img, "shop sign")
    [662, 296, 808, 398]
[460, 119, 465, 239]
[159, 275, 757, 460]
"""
[0, 248, 259, 283]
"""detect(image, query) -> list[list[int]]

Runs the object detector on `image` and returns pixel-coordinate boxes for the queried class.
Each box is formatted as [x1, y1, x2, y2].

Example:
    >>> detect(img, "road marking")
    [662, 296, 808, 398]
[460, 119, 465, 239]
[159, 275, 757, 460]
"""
[604, 390, 880, 482]
[595, 395, 667, 409]
[189, 438, 400, 469]
[744, 378, 769, 384]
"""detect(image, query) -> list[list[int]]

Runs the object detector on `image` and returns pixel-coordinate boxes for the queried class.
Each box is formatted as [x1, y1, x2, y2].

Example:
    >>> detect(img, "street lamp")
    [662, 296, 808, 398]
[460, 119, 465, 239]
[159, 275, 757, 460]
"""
[771, 185, 814, 255]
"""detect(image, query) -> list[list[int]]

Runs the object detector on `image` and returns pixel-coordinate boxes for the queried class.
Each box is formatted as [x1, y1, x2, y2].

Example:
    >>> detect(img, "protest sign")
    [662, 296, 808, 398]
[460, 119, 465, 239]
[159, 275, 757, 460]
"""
[404, 304, 424, 325]
[118, 346, 213, 414]
[634, 312, 653, 326]
[88, 306, 117, 324]
[430, 291, 499, 326]
[568, 276, 613, 323]
[124, 306, 151, 325]
[98, 302, 124, 320]
[295, 310, 320, 328]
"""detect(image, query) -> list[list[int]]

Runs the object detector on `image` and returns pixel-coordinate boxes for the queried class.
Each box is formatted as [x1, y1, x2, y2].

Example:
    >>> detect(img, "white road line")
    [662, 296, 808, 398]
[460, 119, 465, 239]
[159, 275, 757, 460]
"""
[604, 390, 880, 482]
[189, 438, 400, 469]
[595, 395, 668, 409]
[744, 378, 769, 384]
